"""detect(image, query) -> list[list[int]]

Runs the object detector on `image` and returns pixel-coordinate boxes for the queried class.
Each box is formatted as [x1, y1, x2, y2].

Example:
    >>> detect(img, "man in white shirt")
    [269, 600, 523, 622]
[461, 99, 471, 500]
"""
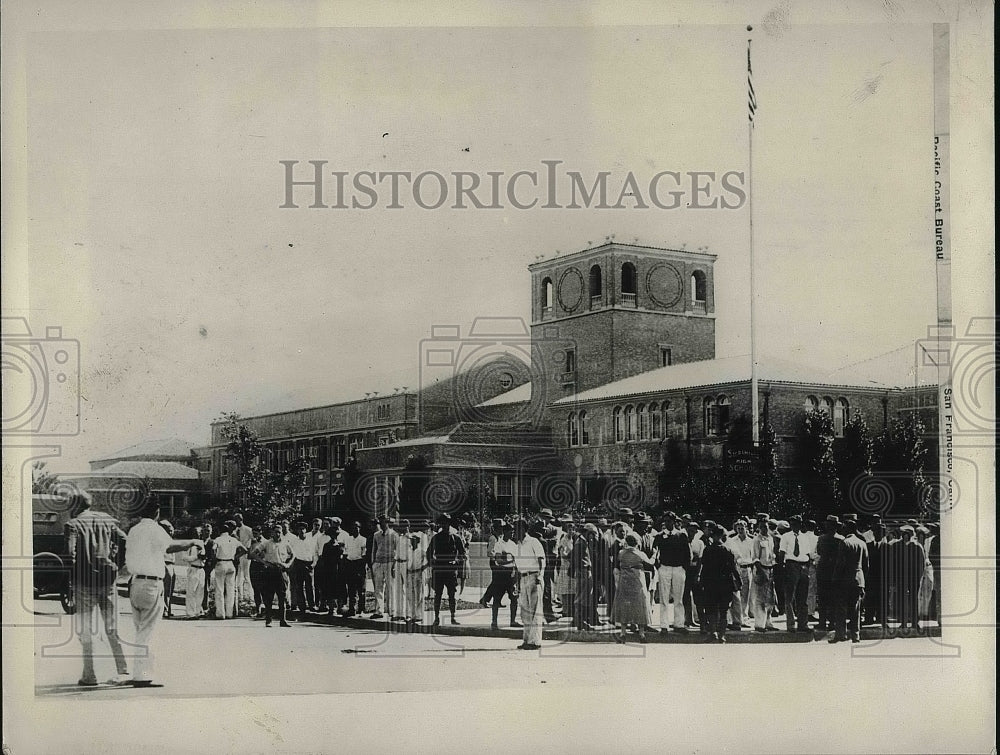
[750, 515, 779, 631]
[212, 521, 247, 619]
[288, 521, 318, 618]
[233, 513, 254, 605]
[391, 520, 412, 621]
[370, 515, 399, 620]
[125, 501, 203, 685]
[182, 526, 207, 619]
[725, 518, 755, 628]
[778, 514, 814, 632]
[514, 520, 546, 650]
[253, 524, 294, 627]
[403, 530, 427, 625]
[341, 521, 367, 616]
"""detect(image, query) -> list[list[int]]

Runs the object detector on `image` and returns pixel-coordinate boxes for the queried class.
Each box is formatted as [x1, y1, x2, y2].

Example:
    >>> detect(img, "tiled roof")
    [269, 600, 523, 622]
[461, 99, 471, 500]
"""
[95, 438, 196, 462]
[95, 461, 199, 480]
[553, 354, 906, 405]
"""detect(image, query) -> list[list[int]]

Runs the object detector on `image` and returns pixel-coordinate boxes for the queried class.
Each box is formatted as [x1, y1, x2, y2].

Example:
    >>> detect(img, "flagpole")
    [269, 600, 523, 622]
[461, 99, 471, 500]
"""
[748, 29, 760, 447]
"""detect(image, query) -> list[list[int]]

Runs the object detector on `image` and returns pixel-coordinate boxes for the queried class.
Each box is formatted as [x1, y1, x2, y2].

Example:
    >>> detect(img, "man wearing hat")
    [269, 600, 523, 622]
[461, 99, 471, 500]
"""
[830, 513, 868, 642]
[403, 526, 428, 625]
[778, 515, 813, 633]
[815, 515, 842, 632]
[425, 513, 466, 626]
[595, 517, 614, 609]
[653, 512, 692, 633]
[895, 524, 928, 632]
[863, 515, 889, 627]
[570, 523, 599, 630]
[487, 522, 519, 630]
[538, 508, 562, 623]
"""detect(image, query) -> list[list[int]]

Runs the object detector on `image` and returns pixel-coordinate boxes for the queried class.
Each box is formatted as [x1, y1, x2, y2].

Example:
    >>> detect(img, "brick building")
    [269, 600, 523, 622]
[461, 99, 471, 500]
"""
[191, 241, 936, 521]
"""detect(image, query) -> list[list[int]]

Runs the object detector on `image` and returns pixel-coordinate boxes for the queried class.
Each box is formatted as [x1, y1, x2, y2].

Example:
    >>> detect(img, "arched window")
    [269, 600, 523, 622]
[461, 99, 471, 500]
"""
[660, 400, 670, 437]
[821, 396, 834, 416]
[833, 398, 849, 437]
[541, 277, 553, 316]
[804, 395, 819, 412]
[568, 412, 579, 446]
[625, 405, 637, 441]
[579, 410, 589, 445]
[637, 404, 648, 440]
[651, 402, 662, 439]
[621, 262, 637, 307]
[613, 406, 624, 443]
[704, 395, 730, 436]
[589, 264, 603, 307]
[691, 270, 707, 303]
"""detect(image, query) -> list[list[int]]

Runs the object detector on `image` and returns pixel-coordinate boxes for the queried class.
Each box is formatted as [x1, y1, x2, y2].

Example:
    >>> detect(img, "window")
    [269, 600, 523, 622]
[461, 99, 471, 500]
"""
[821, 397, 834, 417]
[704, 395, 731, 436]
[805, 395, 819, 412]
[565, 349, 576, 375]
[333, 438, 346, 468]
[621, 262, 637, 306]
[613, 406, 624, 442]
[833, 398, 849, 437]
[568, 412, 579, 446]
[691, 270, 707, 303]
[496, 474, 514, 510]
[541, 277, 554, 316]
[518, 476, 534, 507]
[651, 403, 662, 439]
[637, 404, 648, 440]
[376, 403, 391, 421]
[660, 347, 672, 367]
[625, 405, 637, 441]
[317, 440, 329, 469]
[580, 410, 589, 445]
[589, 264, 603, 306]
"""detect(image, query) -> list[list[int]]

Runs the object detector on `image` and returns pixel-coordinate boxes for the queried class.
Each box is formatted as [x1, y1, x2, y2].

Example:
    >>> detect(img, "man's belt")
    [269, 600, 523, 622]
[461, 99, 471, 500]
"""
[519, 571, 540, 576]
[215, 558, 234, 562]
[755, 563, 775, 570]
[133, 574, 162, 581]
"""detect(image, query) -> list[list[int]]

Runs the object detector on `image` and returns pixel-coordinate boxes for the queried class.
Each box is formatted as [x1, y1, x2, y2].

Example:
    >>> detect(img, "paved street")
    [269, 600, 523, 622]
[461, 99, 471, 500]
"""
[7, 594, 990, 753]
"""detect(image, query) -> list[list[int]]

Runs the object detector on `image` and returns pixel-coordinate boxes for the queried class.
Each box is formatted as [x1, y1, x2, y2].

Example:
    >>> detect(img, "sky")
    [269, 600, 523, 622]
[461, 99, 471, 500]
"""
[14, 23, 940, 470]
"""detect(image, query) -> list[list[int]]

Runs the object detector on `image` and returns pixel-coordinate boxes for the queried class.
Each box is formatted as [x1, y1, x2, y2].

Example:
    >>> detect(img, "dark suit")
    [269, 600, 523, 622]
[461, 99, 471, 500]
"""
[832, 534, 869, 640]
[864, 538, 890, 626]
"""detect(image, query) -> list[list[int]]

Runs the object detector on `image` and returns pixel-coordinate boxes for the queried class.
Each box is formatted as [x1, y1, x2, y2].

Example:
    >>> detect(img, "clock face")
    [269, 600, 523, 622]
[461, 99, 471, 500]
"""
[646, 263, 684, 308]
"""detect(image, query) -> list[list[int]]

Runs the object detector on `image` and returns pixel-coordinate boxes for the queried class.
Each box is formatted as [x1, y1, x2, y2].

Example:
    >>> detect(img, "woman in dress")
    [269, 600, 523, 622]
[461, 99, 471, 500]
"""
[555, 515, 576, 624]
[915, 526, 935, 621]
[611, 534, 655, 643]
[698, 522, 742, 642]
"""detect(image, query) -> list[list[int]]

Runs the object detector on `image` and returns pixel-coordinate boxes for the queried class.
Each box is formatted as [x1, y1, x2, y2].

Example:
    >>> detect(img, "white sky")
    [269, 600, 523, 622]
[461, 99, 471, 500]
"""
[17, 24, 940, 469]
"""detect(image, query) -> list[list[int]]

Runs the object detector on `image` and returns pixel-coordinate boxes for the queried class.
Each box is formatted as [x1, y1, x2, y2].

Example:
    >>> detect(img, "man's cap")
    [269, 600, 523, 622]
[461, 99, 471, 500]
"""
[663, 511, 678, 520]
[224, 519, 237, 530]
[597, 517, 609, 526]
[491, 518, 504, 526]
[899, 524, 915, 534]
[681, 513, 693, 521]
[756, 512, 769, 520]
[906, 518, 918, 525]
[825, 514, 841, 524]
[842, 513, 859, 523]
[619, 507, 634, 517]
[778, 520, 789, 528]
[329, 517, 342, 525]
[868, 514, 883, 523]
[558, 513, 573, 523]
[539, 508, 554, 517]
[789, 514, 802, 522]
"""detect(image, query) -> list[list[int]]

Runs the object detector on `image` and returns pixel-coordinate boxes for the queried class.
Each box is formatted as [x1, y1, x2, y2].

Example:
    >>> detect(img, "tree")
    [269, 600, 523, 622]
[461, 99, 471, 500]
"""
[797, 409, 841, 517]
[31, 461, 59, 495]
[218, 412, 308, 526]
[836, 413, 875, 513]
[873, 415, 928, 518]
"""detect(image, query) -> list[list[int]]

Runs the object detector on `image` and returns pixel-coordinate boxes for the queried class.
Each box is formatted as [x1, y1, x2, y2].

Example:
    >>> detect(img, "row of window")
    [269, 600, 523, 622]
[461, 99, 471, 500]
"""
[541, 264, 707, 313]
[568, 395, 853, 446]
[805, 396, 850, 437]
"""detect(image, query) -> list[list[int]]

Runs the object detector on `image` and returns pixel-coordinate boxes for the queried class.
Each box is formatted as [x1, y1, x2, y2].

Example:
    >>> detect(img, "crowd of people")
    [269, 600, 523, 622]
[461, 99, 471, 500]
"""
[167, 505, 940, 648]
[63, 490, 941, 686]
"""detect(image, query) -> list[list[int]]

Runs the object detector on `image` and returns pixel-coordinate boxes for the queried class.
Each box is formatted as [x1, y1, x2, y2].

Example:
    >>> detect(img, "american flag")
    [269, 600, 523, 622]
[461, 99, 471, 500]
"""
[748, 39, 757, 125]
